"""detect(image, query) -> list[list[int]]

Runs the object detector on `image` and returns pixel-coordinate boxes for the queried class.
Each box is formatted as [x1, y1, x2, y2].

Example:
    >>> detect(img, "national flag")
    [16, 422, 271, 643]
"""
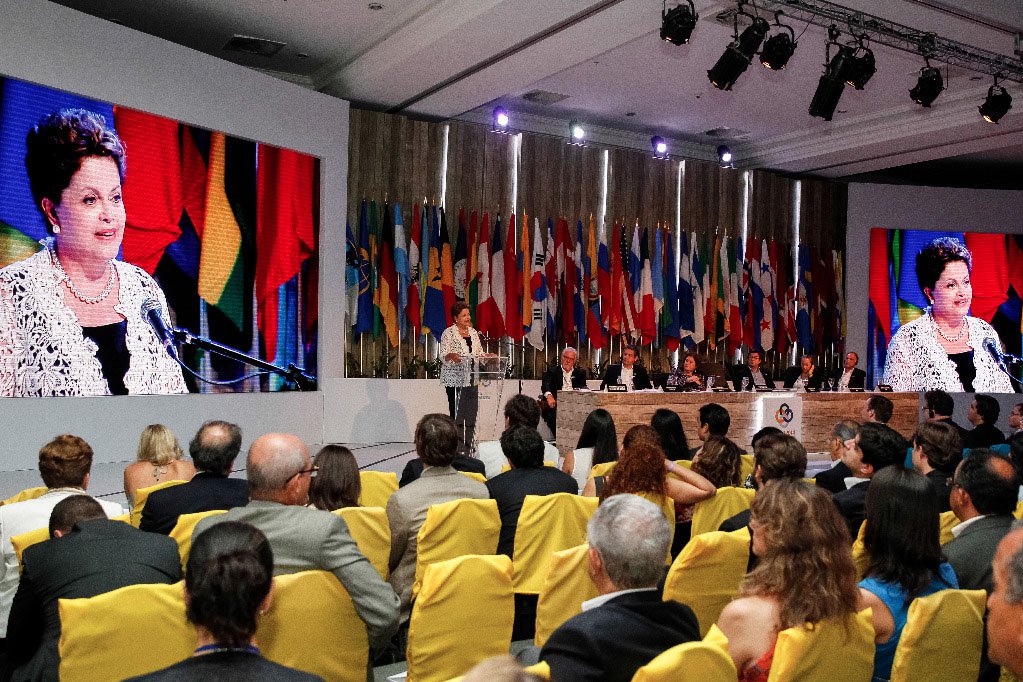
[345, 220, 359, 329]
[783, 244, 798, 350]
[488, 214, 507, 338]
[728, 236, 743, 353]
[705, 234, 719, 348]
[796, 243, 813, 351]
[608, 222, 623, 336]
[718, 234, 731, 346]
[677, 231, 695, 347]
[586, 215, 605, 350]
[505, 213, 521, 341]
[377, 202, 399, 347]
[454, 208, 468, 301]
[597, 220, 612, 332]
[369, 200, 382, 338]
[467, 210, 479, 322]
[652, 226, 665, 323]
[743, 238, 757, 348]
[406, 202, 422, 336]
[691, 233, 706, 347]
[418, 201, 431, 333]
[203, 132, 248, 332]
[572, 219, 587, 344]
[393, 203, 410, 341]
[867, 229, 894, 387]
[834, 249, 845, 345]
[760, 239, 776, 352]
[527, 218, 547, 351]
[520, 213, 532, 339]
[624, 223, 641, 340]
[559, 218, 576, 342]
[639, 228, 656, 345]
[354, 200, 374, 335]
[422, 204, 446, 340]
[544, 219, 557, 341]
[964, 233, 1009, 322]
[439, 208, 456, 325]
[476, 213, 492, 335]
[663, 227, 681, 351]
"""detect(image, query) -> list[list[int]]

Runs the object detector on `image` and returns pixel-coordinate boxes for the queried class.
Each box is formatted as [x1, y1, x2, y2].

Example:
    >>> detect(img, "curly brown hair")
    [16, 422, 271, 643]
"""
[600, 426, 666, 502]
[740, 479, 859, 629]
[693, 436, 743, 487]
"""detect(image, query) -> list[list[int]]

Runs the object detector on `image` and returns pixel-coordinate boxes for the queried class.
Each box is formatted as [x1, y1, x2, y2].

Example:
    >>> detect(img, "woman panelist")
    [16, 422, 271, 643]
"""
[666, 352, 704, 390]
[883, 237, 1012, 392]
[0, 109, 186, 397]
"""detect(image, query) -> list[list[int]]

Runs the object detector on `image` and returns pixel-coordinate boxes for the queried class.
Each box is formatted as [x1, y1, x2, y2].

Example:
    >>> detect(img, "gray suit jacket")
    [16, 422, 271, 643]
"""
[944, 514, 1016, 592]
[193, 500, 400, 647]
[385, 466, 489, 618]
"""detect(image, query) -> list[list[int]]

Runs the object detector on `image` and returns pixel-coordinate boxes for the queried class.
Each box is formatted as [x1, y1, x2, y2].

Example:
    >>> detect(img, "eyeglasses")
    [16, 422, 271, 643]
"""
[291, 466, 318, 480]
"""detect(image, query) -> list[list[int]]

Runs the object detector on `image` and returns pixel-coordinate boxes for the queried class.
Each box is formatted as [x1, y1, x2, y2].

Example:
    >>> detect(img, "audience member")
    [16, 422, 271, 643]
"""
[0, 435, 122, 643]
[832, 351, 866, 391]
[732, 349, 774, 391]
[539, 346, 588, 437]
[539, 495, 699, 681]
[923, 389, 970, 442]
[965, 395, 1007, 449]
[782, 354, 822, 391]
[650, 408, 690, 461]
[910, 420, 962, 512]
[193, 433, 399, 647]
[945, 450, 1020, 591]
[123, 424, 196, 505]
[1010, 403, 1022, 436]
[717, 480, 859, 679]
[599, 344, 652, 391]
[673, 434, 742, 555]
[386, 414, 488, 620]
[832, 422, 906, 539]
[720, 433, 807, 532]
[861, 394, 894, 424]
[987, 528, 1023, 678]
[7, 496, 181, 680]
[690, 403, 730, 458]
[127, 522, 322, 681]
[139, 420, 248, 535]
[562, 408, 618, 490]
[815, 420, 858, 494]
[307, 444, 361, 511]
[477, 395, 559, 479]
[858, 467, 958, 682]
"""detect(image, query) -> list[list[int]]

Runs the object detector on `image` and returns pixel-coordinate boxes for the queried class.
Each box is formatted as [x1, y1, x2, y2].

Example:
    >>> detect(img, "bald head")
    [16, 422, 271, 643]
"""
[988, 528, 1023, 676]
[246, 433, 311, 503]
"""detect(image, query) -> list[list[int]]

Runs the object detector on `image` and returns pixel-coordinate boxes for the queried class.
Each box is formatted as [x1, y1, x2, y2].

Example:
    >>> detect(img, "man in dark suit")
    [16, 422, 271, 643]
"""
[815, 420, 859, 495]
[599, 344, 652, 391]
[861, 394, 894, 425]
[720, 433, 806, 532]
[782, 354, 823, 390]
[832, 351, 866, 390]
[923, 389, 971, 443]
[540, 494, 700, 681]
[6, 496, 181, 681]
[832, 423, 905, 539]
[731, 349, 775, 391]
[539, 346, 588, 436]
[965, 395, 1007, 449]
[140, 420, 249, 534]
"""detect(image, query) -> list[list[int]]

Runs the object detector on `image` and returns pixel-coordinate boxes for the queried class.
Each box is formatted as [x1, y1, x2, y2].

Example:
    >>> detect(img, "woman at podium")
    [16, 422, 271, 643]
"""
[439, 302, 485, 445]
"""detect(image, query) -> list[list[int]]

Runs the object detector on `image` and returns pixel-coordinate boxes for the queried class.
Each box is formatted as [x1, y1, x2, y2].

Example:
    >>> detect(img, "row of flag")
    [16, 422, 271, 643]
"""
[346, 198, 846, 356]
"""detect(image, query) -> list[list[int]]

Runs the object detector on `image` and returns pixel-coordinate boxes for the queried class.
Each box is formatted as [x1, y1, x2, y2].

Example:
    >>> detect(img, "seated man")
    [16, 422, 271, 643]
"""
[815, 420, 858, 495]
[923, 389, 970, 442]
[720, 432, 806, 532]
[782, 354, 823, 391]
[140, 420, 249, 534]
[477, 394, 560, 479]
[599, 344, 652, 391]
[965, 395, 1007, 449]
[690, 403, 730, 458]
[7, 496, 181, 681]
[731, 349, 775, 391]
[861, 394, 894, 425]
[539, 346, 588, 437]
[832, 423, 905, 539]
[540, 495, 700, 681]
[832, 351, 866, 391]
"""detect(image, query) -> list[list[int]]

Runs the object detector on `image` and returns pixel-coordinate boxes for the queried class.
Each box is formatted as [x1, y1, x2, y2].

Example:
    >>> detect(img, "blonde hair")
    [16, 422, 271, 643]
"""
[136, 424, 184, 466]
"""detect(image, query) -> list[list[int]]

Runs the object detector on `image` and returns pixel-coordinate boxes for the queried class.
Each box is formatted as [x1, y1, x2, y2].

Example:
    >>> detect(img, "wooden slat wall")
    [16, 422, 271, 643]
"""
[518, 134, 603, 223]
[607, 147, 675, 230]
[799, 178, 848, 252]
[750, 170, 794, 241]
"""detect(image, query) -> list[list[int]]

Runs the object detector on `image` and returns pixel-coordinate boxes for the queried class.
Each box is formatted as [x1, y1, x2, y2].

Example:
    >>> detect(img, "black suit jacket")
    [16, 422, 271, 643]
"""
[944, 514, 1016, 592]
[814, 461, 853, 495]
[731, 365, 775, 391]
[125, 650, 321, 681]
[782, 365, 824, 390]
[7, 519, 181, 681]
[398, 455, 486, 488]
[485, 468, 578, 557]
[540, 590, 700, 682]
[599, 364, 652, 391]
[934, 416, 971, 445]
[540, 366, 588, 398]
[832, 367, 866, 389]
[964, 423, 1006, 449]
[833, 479, 870, 539]
[139, 471, 249, 534]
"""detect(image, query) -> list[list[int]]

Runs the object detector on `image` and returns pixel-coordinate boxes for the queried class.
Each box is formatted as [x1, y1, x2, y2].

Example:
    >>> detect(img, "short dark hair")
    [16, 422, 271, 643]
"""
[622, 344, 639, 358]
[867, 395, 894, 423]
[505, 394, 541, 429]
[308, 444, 361, 511]
[500, 425, 545, 469]
[651, 409, 689, 459]
[916, 237, 972, 298]
[974, 395, 1000, 424]
[912, 421, 962, 473]
[857, 423, 906, 473]
[751, 427, 783, 449]
[450, 301, 469, 320]
[924, 390, 954, 417]
[699, 403, 730, 436]
[956, 450, 1020, 516]
[38, 434, 93, 488]
[189, 421, 242, 475]
[754, 433, 807, 482]
[25, 109, 126, 230]
[48, 495, 104, 537]
[187, 522, 273, 649]
[415, 413, 458, 466]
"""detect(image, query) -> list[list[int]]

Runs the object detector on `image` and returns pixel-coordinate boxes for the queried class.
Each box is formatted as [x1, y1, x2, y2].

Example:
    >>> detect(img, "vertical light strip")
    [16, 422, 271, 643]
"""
[738, 170, 751, 364]
[673, 160, 684, 368]
[596, 149, 610, 367]
[440, 123, 450, 210]
[791, 179, 801, 365]
[511, 133, 521, 217]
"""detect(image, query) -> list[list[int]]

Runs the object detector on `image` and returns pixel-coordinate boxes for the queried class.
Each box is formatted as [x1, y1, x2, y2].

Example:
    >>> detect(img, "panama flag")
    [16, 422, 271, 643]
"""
[759, 238, 776, 351]
[527, 218, 548, 350]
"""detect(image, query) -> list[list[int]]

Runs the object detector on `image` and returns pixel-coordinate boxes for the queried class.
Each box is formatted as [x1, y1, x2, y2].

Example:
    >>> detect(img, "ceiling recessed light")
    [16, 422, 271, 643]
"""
[296, 52, 310, 59]
[368, 3, 383, 9]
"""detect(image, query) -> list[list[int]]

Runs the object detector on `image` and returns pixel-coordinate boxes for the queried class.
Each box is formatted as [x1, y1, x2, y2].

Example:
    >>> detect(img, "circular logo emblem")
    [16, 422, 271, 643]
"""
[774, 403, 794, 425]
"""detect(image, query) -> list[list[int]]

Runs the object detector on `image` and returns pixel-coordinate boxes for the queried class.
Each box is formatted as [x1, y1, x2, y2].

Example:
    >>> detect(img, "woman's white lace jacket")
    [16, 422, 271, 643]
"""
[438, 324, 484, 388]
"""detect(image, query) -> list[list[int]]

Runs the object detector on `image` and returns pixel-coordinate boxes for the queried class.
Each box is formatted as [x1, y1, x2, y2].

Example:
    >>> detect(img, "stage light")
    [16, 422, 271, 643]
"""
[979, 82, 1012, 123]
[760, 32, 796, 70]
[843, 42, 875, 90]
[717, 145, 733, 166]
[707, 15, 770, 90]
[651, 136, 668, 157]
[909, 65, 943, 107]
[661, 0, 698, 46]
[569, 121, 586, 143]
[492, 107, 509, 131]
[809, 41, 854, 121]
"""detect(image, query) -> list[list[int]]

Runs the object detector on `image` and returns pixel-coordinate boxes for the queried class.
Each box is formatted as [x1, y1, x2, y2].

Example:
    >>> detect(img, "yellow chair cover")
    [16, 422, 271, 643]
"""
[1, 486, 47, 506]
[413, 498, 501, 597]
[632, 639, 738, 682]
[110, 513, 130, 523]
[523, 661, 551, 680]
[334, 506, 390, 578]
[590, 461, 616, 478]
[939, 510, 961, 546]
[58, 581, 194, 682]
[889, 589, 986, 682]
[740, 454, 755, 482]
[533, 543, 598, 647]
[257, 570, 368, 682]
[851, 521, 870, 580]
[1015, 501, 1022, 520]
[663, 527, 751, 637]
[1001, 667, 1020, 682]
[169, 509, 227, 570]
[459, 471, 487, 484]
[691, 487, 756, 537]
[512, 493, 599, 594]
[11, 526, 49, 570]
[130, 479, 188, 527]
[766, 609, 875, 682]
[358, 470, 398, 508]
[703, 623, 730, 650]
[671, 459, 694, 473]
[406, 554, 514, 682]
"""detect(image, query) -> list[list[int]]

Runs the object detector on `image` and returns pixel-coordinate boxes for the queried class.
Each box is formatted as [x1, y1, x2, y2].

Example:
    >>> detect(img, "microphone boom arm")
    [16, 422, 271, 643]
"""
[172, 328, 317, 390]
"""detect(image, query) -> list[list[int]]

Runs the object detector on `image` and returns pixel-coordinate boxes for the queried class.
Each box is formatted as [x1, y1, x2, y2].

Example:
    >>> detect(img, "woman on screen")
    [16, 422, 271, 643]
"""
[882, 237, 1012, 392]
[0, 108, 187, 397]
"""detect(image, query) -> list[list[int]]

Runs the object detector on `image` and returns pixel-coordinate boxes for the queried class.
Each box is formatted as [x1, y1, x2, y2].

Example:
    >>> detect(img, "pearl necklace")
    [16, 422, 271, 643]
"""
[48, 242, 115, 304]
[934, 314, 968, 343]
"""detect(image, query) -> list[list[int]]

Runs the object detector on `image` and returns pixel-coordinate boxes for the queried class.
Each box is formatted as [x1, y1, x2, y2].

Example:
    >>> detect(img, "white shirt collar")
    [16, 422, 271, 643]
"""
[582, 587, 658, 612]
[843, 476, 870, 490]
[950, 514, 990, 538]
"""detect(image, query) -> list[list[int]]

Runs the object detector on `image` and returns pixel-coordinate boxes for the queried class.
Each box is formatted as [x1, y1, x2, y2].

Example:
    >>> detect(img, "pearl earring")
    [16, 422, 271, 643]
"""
[51, 224, 60, 234]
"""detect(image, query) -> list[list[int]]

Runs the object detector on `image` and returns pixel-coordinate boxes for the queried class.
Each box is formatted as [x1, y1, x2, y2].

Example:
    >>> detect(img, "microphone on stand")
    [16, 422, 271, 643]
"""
[141, 298, 179, 361]
[983, 338, 1004, 366]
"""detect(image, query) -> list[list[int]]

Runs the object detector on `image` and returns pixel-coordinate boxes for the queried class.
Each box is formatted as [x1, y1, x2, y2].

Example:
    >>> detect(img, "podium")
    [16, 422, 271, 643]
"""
[454, 353, 509, 452]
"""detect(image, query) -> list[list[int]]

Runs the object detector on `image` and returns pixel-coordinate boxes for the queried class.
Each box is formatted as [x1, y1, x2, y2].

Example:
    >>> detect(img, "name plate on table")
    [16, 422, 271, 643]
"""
[712, 387, 732, 392]
[663, 385, 683, 392]
[755, 387, 773, 392]
[606, 385, 627, 392]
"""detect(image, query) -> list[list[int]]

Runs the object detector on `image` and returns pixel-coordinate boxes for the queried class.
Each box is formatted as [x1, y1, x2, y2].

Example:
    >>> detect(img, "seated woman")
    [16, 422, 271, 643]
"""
[307, 444, 361, 511]
[562, 408, 618, 490]
[666, 353, 704, 390]
[910, 421, 962, 513]
[651, 408, 690, 461]
[672, 435, 744, 554]
[857, 467, 958, 682]
[123, 424, 195, 505]
[127, 521, 320, 681]
[717, 479, 860, 681]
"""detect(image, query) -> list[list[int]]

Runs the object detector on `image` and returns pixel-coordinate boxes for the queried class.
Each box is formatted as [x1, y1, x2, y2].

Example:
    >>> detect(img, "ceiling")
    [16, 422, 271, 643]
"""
[50, 0, 1023, 189]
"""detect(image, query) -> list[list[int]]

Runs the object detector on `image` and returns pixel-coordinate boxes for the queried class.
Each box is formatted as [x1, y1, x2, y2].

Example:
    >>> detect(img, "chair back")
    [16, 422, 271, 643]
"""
[129, 480, 188, 527]
[766, 609, 875, 682]
[58, 582, 193, 681]
[889, 589, 986, 682]
[334, 506, 390, 578]
[358, 470, 398, 507]
[414, 498, 501, 597]
[632, 639, 737, 681]
[533, 543, 598, 647]
[257, 570, 369, 682]
[110, 513, 130, 524]
[1, 486, 47, 506]
[459, 471, 487, 484]
[663, 527, 751, 637]
[851, 520, 869, 580]
[512, 493, 599, 594]
[939, 510, 960, 546]
[407, 554, 514, 682]
[691, 487, 756, 537]
[739, 454, 755, 482]
[589, 461, 616, 479]
[11, 526, 49, 570]
[1016, 500, 1023, 520]
[168, 509, 227, 570]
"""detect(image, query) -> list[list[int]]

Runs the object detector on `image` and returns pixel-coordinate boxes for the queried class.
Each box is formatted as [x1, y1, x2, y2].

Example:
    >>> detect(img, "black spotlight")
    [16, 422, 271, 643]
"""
[843, 45, 875, 90]
[909, 65, 944, 107]
[809, 44, 854, 121]
[661, 0, 698, 46]
[717, 145, 733, 167]
[708, 16, 770, 90]
[979, 83, 1012, 123]
[761, 32, 796, 70]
